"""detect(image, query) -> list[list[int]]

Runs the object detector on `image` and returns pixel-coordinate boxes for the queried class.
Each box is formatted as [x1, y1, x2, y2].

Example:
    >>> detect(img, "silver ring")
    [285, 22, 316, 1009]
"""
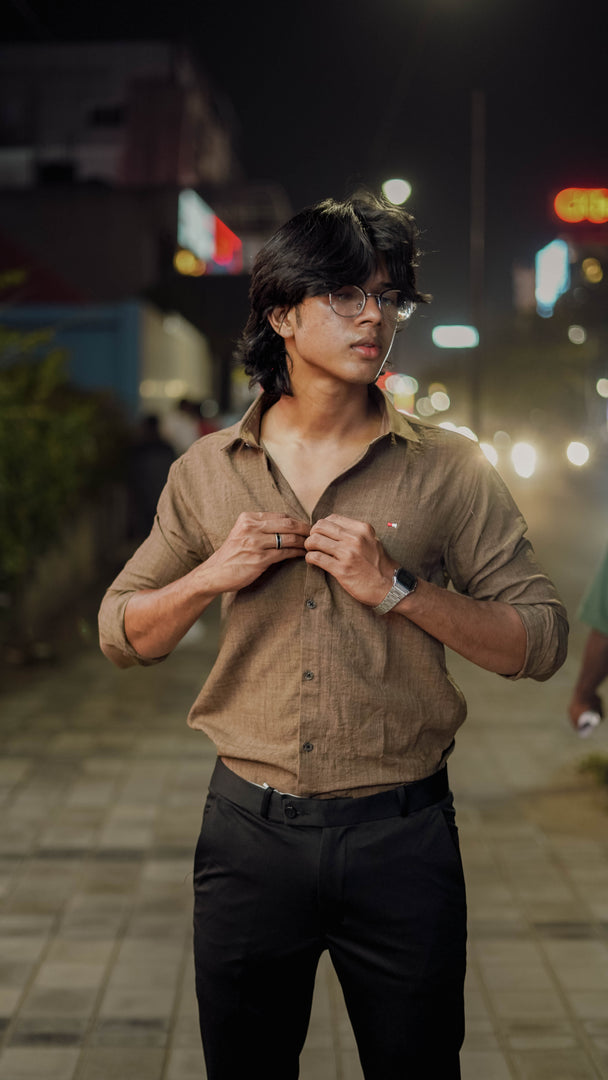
[275, 533, 282, 550]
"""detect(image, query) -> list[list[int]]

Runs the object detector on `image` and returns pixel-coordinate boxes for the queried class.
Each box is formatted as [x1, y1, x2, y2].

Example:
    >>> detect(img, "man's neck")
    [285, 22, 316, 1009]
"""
[263, 381, 382, 446]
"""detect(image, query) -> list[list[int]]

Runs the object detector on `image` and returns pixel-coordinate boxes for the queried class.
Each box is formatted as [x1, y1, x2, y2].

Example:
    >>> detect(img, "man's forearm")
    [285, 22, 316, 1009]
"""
[573, 628, 608, 699]
[120, 510, 311, 661]
[393, 578, 527, 676]
[124, 567, 219, 660]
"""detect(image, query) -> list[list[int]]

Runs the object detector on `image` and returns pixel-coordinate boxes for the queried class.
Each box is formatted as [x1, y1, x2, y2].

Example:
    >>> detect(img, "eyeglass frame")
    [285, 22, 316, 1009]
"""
[327, 284, 415, 327]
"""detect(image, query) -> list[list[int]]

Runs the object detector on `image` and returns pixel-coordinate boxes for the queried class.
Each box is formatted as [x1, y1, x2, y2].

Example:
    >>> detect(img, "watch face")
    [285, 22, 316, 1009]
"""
[395, 567, 417, 593]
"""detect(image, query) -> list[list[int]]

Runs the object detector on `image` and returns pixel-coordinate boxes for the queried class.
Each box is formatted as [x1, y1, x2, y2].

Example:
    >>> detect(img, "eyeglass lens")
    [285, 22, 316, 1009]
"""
[329, 285, 412, 322]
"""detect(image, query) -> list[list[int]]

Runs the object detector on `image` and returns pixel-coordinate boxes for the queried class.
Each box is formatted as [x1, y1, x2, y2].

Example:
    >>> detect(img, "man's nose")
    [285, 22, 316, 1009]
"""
[357, 293, 383, 322]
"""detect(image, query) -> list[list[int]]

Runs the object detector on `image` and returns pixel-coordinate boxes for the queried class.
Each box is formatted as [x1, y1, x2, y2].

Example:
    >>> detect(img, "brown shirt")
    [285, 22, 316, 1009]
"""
[99, 389, 568, 796]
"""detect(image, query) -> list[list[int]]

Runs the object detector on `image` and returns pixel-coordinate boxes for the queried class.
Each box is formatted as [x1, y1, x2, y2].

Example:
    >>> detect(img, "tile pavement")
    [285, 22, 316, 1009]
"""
[1, 589, 608, 1079]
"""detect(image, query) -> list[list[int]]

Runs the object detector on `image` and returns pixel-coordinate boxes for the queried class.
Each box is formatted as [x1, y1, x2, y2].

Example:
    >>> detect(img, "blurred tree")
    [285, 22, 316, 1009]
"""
[0, 329, 127, 644]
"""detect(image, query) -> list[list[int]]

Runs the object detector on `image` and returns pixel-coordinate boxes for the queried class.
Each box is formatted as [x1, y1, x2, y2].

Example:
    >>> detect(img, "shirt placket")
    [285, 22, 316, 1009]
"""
[296, 558, 327, 789]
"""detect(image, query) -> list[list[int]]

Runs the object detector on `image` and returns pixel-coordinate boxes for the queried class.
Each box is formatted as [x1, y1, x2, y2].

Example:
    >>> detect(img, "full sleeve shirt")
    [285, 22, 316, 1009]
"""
[98, 389, 568, 796]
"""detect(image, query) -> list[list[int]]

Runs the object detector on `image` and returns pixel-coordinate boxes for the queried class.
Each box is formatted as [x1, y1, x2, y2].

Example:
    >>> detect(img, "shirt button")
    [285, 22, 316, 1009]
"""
[305, 599, 317, 609]
[303, 670, 314, 681]
[302, 741, 314, 752]
[284, 803, 298, 819]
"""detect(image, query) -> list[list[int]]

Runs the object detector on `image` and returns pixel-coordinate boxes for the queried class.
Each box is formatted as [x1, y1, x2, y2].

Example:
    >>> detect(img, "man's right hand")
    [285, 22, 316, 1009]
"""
[196, 512, 310, 594]
[122, 512, 309, 660]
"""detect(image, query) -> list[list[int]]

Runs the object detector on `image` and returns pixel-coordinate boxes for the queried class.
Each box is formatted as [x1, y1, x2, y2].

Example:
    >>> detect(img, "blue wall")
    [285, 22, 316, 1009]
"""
[0, 301, 141, 415]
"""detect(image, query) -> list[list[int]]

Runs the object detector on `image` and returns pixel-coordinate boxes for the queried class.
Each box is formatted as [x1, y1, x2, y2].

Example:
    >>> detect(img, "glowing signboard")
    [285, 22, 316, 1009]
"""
[554, 188, 608, 224]
[177, 189, 243, 274]
[535, 239, 570, 318]
[178, 189, 215, 260]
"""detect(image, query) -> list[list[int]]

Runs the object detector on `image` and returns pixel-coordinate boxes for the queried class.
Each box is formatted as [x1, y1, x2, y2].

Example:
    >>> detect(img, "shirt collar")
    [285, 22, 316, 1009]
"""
[221, 385, 421, 452]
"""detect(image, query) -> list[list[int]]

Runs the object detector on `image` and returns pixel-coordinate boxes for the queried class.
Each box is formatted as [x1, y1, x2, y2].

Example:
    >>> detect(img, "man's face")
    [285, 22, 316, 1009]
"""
[278, 264, 398, 388]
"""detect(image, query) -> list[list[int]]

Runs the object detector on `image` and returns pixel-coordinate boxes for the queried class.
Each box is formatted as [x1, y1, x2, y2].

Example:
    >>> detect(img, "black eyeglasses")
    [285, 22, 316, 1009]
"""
[328, 285, 415, 325]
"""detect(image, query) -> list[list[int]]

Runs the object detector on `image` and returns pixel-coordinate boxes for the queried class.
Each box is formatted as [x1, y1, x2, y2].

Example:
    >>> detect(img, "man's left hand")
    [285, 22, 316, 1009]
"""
[305, 514, 394, 606]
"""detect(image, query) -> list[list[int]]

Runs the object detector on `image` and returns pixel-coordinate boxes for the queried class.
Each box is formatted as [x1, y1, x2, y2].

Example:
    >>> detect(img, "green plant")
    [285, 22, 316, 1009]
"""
[0, 335, 127, 595]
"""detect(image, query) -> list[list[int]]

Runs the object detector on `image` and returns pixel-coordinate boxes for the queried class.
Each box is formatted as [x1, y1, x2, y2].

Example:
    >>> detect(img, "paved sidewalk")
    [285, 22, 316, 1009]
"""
[2, 452, 608, 1080]
[1, 603, 607, 1080]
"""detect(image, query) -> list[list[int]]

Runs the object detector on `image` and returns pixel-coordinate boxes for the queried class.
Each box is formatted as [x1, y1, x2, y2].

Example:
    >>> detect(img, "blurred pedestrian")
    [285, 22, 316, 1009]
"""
[161, 398, 200, 455]
[568, 544, 608, 731]
[99, 191, 568, 1080]
[127, 415, 175, 540]
[197, 398, 221, 437]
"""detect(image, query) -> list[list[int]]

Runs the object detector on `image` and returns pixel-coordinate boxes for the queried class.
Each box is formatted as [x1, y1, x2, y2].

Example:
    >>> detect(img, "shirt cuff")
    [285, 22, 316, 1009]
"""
[502, 602, 568, 682]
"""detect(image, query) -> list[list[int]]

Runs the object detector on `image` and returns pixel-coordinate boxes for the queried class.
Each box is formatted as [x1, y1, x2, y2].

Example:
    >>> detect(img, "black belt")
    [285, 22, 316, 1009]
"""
[209, 758, 450, 828]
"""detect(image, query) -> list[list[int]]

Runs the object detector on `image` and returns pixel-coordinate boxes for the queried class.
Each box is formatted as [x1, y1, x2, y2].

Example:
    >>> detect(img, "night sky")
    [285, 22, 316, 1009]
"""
[5, 0, 607, 324]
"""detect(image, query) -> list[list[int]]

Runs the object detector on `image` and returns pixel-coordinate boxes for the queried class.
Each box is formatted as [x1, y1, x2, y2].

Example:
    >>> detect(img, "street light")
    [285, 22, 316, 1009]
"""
[432, 325, 480, 433]
[432, 325, 479, 349]
[382, 179, 412, 205]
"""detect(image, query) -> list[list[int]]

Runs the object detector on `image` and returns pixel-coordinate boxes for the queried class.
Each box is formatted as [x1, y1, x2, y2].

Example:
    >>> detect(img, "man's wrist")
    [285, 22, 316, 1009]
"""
[374, 567, 418, 614]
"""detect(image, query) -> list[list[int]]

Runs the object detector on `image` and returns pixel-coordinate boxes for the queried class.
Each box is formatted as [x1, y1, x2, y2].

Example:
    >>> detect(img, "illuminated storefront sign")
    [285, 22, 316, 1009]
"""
[554, 188, 608, 224]
[177, 189, 242, 275]
[535, 238, 570, 318]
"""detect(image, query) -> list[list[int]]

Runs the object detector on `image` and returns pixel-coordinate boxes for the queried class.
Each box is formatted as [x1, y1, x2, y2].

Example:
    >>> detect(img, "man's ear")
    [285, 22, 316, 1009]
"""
[268, 306, 295, 338]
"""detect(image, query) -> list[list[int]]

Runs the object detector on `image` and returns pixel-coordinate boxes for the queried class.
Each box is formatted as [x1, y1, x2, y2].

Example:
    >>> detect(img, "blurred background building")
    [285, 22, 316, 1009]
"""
[0, 41, 292, 417]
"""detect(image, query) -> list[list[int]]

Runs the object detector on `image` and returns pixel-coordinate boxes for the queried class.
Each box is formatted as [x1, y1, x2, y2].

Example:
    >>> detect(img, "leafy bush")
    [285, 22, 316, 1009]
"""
[0, 338, 127, 594]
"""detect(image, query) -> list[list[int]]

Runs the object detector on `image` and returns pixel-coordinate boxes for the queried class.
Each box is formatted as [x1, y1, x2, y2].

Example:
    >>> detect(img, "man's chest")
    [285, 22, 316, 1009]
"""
[195, 444, 454, 581]
[260, 440, 372, 519]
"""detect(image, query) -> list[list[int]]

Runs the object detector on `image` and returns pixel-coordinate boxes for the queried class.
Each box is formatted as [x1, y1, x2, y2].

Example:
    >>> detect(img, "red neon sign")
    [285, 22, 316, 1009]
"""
[554, 188, 608, 224]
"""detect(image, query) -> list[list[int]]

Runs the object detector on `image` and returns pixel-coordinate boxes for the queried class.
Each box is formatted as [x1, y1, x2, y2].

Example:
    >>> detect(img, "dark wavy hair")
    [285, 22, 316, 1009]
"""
[234, 190, 430, 395]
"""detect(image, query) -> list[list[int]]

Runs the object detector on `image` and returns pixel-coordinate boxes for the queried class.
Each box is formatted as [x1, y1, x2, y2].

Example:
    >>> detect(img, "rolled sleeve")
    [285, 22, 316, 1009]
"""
[446, 447, 568, 682]
[506, 600, 569, 681]
[98, 457, 212, 666]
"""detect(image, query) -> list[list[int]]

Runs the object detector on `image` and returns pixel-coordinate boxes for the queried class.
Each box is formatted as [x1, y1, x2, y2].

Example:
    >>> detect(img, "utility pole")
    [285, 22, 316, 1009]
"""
[470, 89, 486, 435]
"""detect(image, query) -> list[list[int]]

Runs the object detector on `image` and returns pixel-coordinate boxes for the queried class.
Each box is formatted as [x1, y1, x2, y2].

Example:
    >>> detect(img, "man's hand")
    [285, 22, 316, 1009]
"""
[304, 514, 394, 606]
[304, 513, 529, 677]
[567, 628, 608, 731]
[123, 512, 309, 661]
[200, 512, 310, 594]
[568, 691, 603, 730]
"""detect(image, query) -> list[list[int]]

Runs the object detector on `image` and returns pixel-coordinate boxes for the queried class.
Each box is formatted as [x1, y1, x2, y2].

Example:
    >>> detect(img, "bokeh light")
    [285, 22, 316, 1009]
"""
[437, 422, 478, 442]
[173, 248, 206, 276]
[457, 426, 478, 442]
[568, 325, 587, 345]
[416, 397, 435, 417]
[582, 257, 603, 284]
[432, 325, 479, 349]
[385, 373, 418, 395]
[511, 442, 537, 478]
[430, 391, 450, 412]
[382, 179, 412, 205]
[566, 441, 590, 466]
[493, 430, 511, 449]
[480, 442, 498, 466]
[596, 378, 608, 399]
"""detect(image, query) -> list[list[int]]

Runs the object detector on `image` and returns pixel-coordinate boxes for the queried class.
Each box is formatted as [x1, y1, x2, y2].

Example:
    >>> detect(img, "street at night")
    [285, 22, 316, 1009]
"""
[1, 3, 608, 1077]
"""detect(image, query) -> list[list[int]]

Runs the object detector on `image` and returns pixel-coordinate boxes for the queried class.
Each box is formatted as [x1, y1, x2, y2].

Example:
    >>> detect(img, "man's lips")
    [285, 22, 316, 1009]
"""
[351, 339, 381, 357]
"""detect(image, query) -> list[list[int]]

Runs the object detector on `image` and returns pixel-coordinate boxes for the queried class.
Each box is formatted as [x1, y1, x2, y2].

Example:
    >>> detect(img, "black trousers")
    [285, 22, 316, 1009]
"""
[193, 760, 467, 1080]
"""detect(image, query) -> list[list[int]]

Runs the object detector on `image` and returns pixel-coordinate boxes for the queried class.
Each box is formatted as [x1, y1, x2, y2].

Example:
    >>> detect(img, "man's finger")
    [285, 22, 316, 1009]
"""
[267, 532, 309, 550]
[305, 533, 340, 554]
[263, 517, 311, 536]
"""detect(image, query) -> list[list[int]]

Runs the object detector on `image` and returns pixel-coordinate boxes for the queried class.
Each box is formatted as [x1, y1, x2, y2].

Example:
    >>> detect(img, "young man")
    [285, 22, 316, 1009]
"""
[99, 192, 568, 1079]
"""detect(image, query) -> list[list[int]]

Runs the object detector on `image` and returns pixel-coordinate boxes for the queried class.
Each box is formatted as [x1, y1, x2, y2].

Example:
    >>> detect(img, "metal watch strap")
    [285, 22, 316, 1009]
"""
[374, 569, 418, 614]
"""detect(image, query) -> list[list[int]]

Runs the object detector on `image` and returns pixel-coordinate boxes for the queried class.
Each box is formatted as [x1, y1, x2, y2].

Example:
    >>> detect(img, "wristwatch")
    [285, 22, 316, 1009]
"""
[374, 567, 418, 614]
